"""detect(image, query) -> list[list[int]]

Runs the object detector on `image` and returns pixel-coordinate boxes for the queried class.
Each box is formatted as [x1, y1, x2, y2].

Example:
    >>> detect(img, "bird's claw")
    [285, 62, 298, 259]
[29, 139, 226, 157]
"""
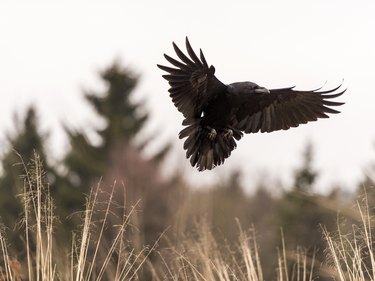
[207, 127, 217, 141]
[223, 128, 233, 140]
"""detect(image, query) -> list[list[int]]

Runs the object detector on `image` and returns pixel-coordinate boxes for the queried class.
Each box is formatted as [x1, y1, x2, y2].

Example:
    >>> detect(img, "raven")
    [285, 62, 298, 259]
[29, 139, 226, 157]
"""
[157, 37, 345, 171]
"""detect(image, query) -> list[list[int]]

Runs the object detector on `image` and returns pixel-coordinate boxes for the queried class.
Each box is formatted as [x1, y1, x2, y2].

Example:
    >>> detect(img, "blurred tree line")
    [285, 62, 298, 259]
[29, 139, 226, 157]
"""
[0, 60, 373, 280]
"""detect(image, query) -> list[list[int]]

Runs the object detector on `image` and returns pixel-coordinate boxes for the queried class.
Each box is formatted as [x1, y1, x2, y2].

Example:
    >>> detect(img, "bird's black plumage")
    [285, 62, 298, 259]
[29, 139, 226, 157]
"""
[157, 37, 345, 171]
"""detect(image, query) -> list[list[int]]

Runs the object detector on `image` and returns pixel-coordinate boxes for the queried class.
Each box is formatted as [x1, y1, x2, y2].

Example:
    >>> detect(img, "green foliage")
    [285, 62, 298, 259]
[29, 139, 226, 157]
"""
[293, 142, 317, 192]
[63, 61, 176, 248]
[0, 107, 48, 227]
[0, 107, 84, 251]
[275, 142, 339, 277]
[0, 107, 53, 252]
[64, 61, 169, 190]
[356, 147, 375, 212]
[86, 63, 148, 146]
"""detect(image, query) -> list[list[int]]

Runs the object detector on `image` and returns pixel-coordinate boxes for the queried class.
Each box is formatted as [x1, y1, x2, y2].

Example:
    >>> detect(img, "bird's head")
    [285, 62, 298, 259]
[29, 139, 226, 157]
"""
[246, 82, 270, 94]
[253, 85, 270, 94]
[229, 81, 270, 95]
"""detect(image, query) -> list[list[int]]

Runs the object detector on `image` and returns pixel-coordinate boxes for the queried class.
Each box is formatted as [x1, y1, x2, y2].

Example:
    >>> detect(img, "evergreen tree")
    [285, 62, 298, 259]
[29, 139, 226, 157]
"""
[293, 142, 317, 191]
[64, 61, 176, 246]
[278, 143, 321, 245]
[0, 107, 52, 251]
[277, 142, 337, 278]
[0, 107, 84, 249]
[357, 142, 375, 214]
[64, 61, 169, 190]
[0, 107, 48, 224]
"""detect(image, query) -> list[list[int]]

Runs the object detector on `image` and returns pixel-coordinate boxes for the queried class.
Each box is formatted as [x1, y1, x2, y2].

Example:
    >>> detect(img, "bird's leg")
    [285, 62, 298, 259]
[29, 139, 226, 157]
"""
[222, 128, 233, 140]
[206, 126, 217, 141]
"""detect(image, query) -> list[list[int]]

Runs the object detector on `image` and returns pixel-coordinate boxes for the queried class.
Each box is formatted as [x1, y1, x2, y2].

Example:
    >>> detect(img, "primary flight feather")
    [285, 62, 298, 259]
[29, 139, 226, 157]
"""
[157, 37, 345, 171]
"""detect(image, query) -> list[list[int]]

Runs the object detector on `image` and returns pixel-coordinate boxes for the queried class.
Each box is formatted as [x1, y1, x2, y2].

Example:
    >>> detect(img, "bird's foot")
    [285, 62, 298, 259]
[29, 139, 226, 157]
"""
[223, 128, 233, 140]
[206, 127, 217, 141]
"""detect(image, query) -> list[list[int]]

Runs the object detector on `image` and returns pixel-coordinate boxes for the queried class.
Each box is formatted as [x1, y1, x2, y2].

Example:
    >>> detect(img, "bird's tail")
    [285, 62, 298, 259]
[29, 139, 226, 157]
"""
[179, 118, 242, 171]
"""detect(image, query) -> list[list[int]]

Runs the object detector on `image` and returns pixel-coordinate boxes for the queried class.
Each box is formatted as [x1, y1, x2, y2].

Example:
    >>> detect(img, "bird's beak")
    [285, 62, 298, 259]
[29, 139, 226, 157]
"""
[254, 87, 270, 94]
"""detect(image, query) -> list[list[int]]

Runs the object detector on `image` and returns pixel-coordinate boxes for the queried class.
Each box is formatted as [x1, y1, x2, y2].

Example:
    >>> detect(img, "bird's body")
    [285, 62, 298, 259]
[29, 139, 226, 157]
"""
[201, 88, 231, 127]
[158, 37, 345, 171]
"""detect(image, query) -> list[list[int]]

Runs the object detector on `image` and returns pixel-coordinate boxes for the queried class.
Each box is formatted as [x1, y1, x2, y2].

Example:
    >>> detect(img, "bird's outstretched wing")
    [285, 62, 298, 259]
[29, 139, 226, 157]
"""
[234, 85, 345, 133]
[157, 37, 227, 118]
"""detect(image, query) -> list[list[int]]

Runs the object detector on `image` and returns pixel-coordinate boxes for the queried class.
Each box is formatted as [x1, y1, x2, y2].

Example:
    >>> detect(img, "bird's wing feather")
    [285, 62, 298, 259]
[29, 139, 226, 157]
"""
[234, 85, 345, 133]
[157, 37, 226, 118]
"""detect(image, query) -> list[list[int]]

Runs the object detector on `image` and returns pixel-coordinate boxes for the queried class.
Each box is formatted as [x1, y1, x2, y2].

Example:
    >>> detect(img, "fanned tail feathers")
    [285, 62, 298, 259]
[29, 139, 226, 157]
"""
[179, 119, 242, 171]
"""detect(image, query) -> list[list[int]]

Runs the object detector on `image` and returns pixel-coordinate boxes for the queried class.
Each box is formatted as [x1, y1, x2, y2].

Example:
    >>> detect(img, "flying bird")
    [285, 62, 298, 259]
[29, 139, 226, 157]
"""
[157, 37, 345, 171]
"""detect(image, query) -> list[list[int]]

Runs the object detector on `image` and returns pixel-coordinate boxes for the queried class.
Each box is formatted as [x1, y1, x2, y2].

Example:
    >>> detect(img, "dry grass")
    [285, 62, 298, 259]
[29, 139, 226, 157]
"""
[0, 154, 155, 281]
[1, 154, 375, 281]
[323, 193, 375, 281]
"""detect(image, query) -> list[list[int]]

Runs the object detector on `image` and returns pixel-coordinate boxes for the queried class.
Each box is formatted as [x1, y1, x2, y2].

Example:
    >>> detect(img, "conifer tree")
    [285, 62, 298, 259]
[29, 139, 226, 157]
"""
[64, 61, 176, 246]
[0, 107, 53, 251]
[64, 61, 169, 190]
[277, 142, 336, 275]
[0, 107, 48, 224]
[293, 142, 317, 191]
[0, 107, 84, 246]
[357, 143, 375, 213]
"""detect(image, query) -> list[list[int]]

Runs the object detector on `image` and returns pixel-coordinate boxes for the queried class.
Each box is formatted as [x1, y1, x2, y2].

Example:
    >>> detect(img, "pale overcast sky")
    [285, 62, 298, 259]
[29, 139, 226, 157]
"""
[0, 1, 374, 192]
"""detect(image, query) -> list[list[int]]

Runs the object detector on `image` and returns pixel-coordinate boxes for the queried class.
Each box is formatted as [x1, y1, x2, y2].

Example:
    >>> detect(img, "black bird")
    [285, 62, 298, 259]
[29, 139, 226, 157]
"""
[157, 37, 345, 171]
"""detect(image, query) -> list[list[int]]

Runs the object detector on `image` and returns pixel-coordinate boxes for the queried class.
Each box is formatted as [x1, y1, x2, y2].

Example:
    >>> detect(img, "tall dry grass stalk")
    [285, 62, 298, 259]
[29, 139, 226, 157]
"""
[323, 193, 375, 281]
[0, 153, 154, 281]
[277, 231, 315, 281]
[156, 219, 314, 281]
